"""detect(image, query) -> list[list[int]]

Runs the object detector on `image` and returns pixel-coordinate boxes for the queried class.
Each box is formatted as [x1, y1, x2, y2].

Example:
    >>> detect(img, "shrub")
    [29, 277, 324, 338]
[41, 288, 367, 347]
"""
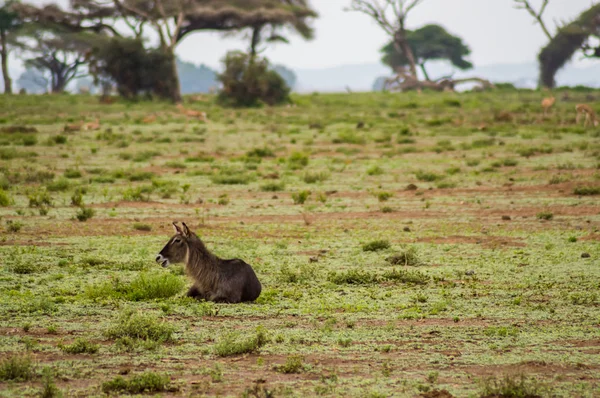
[381, 269, 429, 285]
[274, 355, 305, 374]
[367, 165, 384, 176]
[303, 171, 329, 184]
[0, 356, 33, 381]
[46, 178, 70, 192]
[377, 191, 393, 202]
[133, 223, 152, 231]
[536, 212, 553, 221]
[480, 374, 545, 398]
[385, 247, 420, 266]
[76, 207, 95, 222]
[214, 326, 268, 357]
[60, 338, 99, 354]
[415, 171, 443, 182]
[105, 310, 174, 343]
[64, 168, 82, 179]
[6, 220, 23, 233]
[127, 273, 185, 301]
[102, 372, 174, 394]
[0, 189, 12, 206]
[247, 147, 275, 158]
[292, 190, 311, 204]
[574, 186, 600, 196]
[217, 51, 290, 107]
[287, 152, 309, 170]
[328, 269, 379, 285]
[40, 367, 62, 398]
[362, 240, 391, 252]
[261, 182, 285, 192]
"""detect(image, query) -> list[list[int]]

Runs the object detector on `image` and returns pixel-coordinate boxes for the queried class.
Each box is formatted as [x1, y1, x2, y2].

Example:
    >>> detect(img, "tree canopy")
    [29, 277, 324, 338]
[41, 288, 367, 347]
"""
[381, 24, 472, 81]
[538, 4, 600, 88]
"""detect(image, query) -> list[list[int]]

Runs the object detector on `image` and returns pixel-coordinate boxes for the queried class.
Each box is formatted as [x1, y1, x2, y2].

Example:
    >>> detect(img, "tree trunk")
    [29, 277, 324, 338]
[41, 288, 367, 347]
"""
[1, 30, 12, 94]
[394, 29, 418, 78]
[419, 63, 430, 81]
[250, 25, 262, 58]
[167, 49, 182, 103]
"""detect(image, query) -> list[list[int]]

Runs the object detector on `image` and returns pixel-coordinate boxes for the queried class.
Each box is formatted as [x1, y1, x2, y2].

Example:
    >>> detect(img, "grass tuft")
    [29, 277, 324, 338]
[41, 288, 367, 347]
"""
[214, 326, 268, 357]
[102, 372, 174, 394]
[362, 240, 391, 252]
[0, 356, 33, 382]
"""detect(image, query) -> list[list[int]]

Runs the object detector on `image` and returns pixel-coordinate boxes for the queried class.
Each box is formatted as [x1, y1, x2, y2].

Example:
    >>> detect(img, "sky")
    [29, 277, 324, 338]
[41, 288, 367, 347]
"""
[18, 0, 600, 71]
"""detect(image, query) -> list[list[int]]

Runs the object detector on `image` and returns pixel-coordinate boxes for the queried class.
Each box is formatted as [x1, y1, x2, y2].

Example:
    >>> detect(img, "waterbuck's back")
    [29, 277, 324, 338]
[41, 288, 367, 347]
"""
[216, 258, 262, 302]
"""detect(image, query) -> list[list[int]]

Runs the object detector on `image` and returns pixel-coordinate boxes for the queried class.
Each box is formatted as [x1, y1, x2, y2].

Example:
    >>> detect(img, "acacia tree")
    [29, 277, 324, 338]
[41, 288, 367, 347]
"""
[348, 0, 425, 78]
[21, 27, 89, 93]
[16, 0, 318, 102]
[0, 0, 23, 94]
[381, 24, 472, 81]
[514, 0, 600, 88]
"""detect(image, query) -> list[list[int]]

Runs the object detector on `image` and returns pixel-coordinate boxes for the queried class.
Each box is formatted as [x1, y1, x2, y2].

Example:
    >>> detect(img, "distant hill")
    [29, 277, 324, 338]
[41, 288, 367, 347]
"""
[293, 61, 600, 93]
[177, 59, 219, 94]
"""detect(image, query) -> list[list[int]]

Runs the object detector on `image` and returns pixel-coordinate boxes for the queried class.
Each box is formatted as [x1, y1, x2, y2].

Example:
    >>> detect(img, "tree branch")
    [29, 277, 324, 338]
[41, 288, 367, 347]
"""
[514, 0, 553, 40]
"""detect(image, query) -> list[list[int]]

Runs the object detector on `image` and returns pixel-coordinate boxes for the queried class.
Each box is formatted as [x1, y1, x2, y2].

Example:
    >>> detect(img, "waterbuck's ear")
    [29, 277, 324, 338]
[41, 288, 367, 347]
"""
[172, 222, 183, 235]
[181, 222, 192, 237]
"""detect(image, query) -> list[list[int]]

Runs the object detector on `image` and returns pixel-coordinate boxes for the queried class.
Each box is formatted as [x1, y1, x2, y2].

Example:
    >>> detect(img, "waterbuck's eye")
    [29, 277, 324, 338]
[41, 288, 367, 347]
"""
[173, 238, 181, 243]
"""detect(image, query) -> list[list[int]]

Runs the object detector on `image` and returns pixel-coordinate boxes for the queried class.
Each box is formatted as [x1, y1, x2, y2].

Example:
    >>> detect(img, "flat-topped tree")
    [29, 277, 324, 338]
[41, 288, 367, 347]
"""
[20, 25, 90, 93]
[15, 0, 318, 102]
[381, 24, 473, 82]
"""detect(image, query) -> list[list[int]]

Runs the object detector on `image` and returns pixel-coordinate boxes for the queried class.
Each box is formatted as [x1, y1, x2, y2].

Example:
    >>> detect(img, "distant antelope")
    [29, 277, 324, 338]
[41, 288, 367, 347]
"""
[176, 103, 207, 122]
[541, 96, 555, 116]
[575, 104, 598, 128]
[156, 222, 262, 303]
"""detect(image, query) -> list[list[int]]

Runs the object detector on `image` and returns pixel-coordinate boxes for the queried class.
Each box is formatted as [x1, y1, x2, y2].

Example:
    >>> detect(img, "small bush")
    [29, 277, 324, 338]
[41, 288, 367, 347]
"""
[0, 356, 33, 381]
[133, 223, 152, 231]
[287, 152, 309, 170]
[247, 147, 275, 158]
[480, 374, 544, 398]
[292, 190, 311, 204]
[574, 186, 600, 196]
[76, 207, 95, 222]
[377, 191, 393, 202]
[102, 372, 174, 395]
[64, 168, 82, 179]
[536, 212, 553, 221]
[214, 326, 268, 357]
[303, 171, 329, 184]
[415, 171, 443, 182]
[60, 338, 99, 354]
[46, 178, 70, 192]
[10, 259, 36, 274]
[362, 240, 391, 252]
[127, 273, 185, 301]
[261, 182, 285, 192]
[40, 367, 62, 398]
[367, 165, 384, 176]
[217, 51, 290, 107]
[386, 247, 420, 266]
[328, 269, 378, 285]
[274, 355, 305, 374]
[211, 169, 254, 185]
[6, 220, 23, 233]
[0, 189, 12, 206]
[105, 310, 174, 343]
[128, 171, 155, 182]
[381, 269, 429, 285]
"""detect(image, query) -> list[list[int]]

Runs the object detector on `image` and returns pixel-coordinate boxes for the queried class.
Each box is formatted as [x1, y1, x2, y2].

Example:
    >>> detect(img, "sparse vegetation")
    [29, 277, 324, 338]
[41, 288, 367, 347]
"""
[102, 372, 174, 394]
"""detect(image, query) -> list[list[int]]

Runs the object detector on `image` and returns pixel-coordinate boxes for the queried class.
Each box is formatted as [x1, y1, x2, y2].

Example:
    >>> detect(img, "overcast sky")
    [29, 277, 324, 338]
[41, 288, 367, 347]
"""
[25, 0, 600, 70]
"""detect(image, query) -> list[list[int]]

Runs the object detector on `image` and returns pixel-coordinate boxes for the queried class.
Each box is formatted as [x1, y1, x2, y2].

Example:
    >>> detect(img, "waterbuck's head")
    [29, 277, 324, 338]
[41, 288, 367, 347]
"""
[156, 222, 194, 267]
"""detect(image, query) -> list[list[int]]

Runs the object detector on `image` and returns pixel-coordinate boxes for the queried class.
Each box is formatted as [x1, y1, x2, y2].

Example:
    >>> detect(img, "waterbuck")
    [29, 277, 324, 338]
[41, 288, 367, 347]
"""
[155, 222, 261, 303]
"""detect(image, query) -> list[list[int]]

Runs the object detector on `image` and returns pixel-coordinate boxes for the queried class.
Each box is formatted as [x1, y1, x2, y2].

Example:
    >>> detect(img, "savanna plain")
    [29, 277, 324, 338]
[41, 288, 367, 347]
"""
[0, 90, 599, 397]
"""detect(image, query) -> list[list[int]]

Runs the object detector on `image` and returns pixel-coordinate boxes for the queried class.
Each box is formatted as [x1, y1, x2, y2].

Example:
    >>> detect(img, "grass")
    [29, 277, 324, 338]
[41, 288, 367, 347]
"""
[362, 239, 391, 252]
[104, 309, 175, 343]
[480, 374, 545, 398]
[102, 372, 174, 394]
[0, 356, 33, 381]
[213, 327, 268, 357]
[60, 338, 99, 354]
[0, 91, 599, 396]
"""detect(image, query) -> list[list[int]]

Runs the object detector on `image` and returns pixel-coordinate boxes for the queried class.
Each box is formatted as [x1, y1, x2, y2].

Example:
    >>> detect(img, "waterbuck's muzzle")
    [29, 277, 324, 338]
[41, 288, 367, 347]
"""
[155, 254, 170, 268]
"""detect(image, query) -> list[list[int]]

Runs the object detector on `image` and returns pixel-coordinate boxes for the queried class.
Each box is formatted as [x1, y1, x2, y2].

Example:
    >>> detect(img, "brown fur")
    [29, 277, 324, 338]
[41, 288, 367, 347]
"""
[575, 104, 598, 128]
[541, 96, 555, 116]
[156, 222, 261, 303]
